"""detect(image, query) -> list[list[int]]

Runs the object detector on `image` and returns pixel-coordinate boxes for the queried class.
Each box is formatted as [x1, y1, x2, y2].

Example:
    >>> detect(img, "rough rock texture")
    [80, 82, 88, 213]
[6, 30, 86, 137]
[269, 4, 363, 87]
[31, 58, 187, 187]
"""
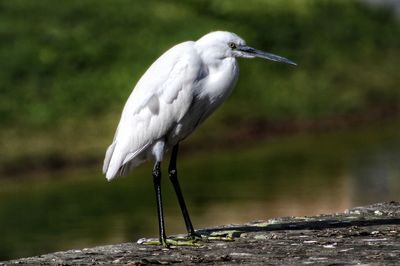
[1, 202, 399, 265]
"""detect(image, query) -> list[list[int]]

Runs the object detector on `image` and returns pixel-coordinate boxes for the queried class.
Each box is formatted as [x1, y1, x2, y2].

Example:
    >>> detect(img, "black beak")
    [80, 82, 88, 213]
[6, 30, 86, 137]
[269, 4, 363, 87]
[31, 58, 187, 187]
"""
[238, 45, 297, 66]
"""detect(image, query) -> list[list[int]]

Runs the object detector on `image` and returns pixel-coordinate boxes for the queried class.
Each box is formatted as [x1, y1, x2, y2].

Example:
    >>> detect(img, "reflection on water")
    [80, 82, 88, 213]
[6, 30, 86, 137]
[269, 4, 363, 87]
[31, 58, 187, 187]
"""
[0, 123, 399, 260]
[351, 146, 400, 205]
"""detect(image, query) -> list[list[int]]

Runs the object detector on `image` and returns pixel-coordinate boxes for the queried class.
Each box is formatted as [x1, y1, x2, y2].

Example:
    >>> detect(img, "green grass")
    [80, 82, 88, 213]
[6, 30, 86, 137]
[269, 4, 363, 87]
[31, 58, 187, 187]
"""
[0, 0, 399, 128]
[0, 0, 399, 168]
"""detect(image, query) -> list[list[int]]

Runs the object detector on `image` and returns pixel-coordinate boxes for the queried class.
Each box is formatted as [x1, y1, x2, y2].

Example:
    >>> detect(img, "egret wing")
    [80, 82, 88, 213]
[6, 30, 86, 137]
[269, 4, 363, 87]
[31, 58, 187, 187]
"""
[104, 42, 203, 180]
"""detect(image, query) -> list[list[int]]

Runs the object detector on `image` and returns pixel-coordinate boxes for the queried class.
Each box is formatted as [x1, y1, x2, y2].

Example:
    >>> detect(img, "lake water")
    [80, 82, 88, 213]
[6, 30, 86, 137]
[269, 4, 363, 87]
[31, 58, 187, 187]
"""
[0, 122, 399, 260]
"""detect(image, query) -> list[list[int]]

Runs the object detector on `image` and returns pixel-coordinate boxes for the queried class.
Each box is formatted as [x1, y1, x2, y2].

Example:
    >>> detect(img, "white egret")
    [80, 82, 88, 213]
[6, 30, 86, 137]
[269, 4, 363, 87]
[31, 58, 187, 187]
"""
[103, 31, 296, 246]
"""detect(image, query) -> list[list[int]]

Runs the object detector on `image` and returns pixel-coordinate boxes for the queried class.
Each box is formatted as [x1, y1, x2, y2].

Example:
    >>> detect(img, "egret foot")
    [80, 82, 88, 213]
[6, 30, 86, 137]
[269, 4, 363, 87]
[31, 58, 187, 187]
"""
[203, 230, 238, 242]
[172, 232, 234, 243]
[170, 232, 201, 242]
[203, 235, 235, 242]
[137, 237, 201, 247]
[137, 232, 234, 247]
[188, 232, 203, 240]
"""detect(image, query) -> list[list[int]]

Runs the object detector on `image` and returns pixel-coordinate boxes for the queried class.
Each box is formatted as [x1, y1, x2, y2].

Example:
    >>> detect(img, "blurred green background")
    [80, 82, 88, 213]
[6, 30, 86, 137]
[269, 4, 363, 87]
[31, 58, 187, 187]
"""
[1, 0, 400, 261]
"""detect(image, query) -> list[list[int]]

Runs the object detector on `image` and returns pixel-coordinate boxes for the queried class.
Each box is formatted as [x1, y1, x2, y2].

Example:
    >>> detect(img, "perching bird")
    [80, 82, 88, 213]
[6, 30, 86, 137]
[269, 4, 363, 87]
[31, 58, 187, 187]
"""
[103, 31, 296, 246]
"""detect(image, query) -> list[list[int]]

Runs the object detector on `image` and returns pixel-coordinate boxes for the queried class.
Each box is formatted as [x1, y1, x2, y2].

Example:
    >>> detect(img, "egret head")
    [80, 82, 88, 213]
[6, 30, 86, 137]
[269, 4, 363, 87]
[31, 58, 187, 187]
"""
[196, 31, 296, 66]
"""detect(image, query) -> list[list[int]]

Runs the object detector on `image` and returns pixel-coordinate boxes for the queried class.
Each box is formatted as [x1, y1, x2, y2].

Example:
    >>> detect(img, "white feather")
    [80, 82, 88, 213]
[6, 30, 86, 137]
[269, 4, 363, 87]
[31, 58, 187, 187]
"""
[104, 41, 204, 180]
[103, 31, 295, 181]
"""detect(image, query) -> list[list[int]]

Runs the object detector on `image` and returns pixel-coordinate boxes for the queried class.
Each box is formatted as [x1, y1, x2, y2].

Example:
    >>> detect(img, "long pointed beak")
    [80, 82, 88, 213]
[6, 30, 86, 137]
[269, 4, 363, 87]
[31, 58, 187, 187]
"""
[238, 45, 297, 66]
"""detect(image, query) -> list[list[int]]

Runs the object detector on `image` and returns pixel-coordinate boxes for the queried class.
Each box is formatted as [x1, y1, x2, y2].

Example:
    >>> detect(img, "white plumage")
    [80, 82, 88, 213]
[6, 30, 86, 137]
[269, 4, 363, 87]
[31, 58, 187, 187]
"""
[102, 31, 296, 246]
[103, 31, 296, 181]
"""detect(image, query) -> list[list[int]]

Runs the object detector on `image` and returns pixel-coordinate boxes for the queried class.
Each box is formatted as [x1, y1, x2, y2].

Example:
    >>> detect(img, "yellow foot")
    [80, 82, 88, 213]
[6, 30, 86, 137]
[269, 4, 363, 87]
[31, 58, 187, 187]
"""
[137, 237, 201, 247]
[205, 230, 236, 242]
[137, 232, 235, 247]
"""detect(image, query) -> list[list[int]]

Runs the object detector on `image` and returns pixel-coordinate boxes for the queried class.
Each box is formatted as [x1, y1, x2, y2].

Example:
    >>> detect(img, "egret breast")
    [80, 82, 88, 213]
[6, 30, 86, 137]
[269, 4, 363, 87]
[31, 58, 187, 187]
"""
[167, 58, 239, 146]
[201, 57, 239, 107]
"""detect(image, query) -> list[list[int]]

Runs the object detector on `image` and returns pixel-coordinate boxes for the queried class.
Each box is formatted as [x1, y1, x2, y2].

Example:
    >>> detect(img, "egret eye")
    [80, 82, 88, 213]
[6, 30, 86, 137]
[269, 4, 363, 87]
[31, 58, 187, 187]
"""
[228, 42, 237, 49]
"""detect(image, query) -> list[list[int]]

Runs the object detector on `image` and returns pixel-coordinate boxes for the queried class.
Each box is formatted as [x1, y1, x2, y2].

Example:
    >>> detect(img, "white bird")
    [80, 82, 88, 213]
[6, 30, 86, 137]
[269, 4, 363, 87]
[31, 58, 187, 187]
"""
[103, 31, 296, 246]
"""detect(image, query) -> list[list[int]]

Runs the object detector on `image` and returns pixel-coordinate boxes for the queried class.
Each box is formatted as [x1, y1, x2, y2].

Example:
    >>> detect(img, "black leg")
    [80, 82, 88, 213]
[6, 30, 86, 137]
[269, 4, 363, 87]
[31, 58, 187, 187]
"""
[168, 144, 199, 238]
[152, 161, 168, 246]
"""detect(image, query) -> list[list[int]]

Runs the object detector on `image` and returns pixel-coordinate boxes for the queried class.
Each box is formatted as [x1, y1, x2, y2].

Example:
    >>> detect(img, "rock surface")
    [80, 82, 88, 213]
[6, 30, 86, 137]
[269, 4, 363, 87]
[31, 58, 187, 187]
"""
[1, 202, 399, 265]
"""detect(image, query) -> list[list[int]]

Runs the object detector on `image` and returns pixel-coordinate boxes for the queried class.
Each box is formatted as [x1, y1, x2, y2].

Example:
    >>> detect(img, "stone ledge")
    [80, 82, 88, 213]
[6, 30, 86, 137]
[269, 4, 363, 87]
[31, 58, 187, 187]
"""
[1, 202, 399, 265]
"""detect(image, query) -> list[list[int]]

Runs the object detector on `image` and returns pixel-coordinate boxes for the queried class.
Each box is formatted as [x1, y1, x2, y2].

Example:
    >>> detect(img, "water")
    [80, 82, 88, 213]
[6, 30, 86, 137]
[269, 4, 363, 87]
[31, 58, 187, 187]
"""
[0, 122, 399, 260]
